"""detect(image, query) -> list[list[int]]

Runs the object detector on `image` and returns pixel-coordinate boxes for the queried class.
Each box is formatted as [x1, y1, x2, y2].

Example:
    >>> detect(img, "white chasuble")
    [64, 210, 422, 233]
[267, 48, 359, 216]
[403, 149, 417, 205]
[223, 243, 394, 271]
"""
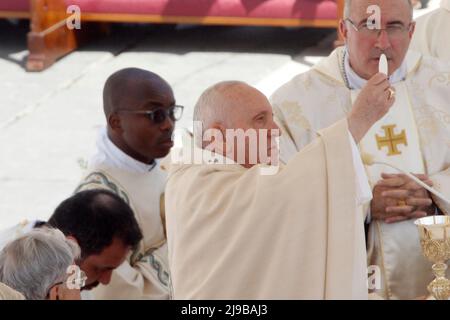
[165, 119, 369, 299]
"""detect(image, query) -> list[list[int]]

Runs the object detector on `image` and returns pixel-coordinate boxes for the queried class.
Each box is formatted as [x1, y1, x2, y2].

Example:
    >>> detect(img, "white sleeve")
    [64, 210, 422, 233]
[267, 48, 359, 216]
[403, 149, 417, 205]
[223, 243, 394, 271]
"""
[348, 132, 373, 206]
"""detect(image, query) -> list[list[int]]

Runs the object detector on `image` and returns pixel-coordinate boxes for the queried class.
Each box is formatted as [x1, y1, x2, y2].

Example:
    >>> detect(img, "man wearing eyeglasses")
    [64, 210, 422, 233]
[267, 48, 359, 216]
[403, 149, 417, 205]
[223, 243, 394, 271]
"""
[271, 0, 450, 299]
[75, 68, 182, 299]
[411, 0, 450, 61]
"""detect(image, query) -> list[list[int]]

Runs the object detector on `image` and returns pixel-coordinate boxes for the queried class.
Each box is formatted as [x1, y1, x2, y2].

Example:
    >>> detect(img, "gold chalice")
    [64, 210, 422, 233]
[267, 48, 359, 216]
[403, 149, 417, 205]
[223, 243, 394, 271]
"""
[415, 216, 450, 300]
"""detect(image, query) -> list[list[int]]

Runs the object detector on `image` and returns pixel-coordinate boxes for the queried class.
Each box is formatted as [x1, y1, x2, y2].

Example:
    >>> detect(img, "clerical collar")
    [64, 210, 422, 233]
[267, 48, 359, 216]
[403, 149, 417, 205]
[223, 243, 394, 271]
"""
[342, 47, 407, 90]
[90, 127, 157, 173]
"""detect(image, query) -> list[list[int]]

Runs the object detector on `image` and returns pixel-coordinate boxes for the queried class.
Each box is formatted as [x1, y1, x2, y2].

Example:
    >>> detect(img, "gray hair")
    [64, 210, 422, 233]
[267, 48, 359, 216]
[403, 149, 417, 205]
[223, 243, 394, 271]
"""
[193, 81, 248, 146]
[343, 0, 413, 19]
[0, 227, 80, 300]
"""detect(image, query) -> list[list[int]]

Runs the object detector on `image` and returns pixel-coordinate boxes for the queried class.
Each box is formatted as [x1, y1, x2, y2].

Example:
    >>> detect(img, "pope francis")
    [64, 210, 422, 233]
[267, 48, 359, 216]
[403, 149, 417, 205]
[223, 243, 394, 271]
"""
[164, 80, 393, 299]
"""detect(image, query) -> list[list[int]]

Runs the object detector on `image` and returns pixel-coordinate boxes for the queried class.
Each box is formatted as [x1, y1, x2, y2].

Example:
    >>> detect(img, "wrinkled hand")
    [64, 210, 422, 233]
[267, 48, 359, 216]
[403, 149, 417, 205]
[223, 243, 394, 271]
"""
[348, 73, 395, 143]
[371, 173, 435, 223]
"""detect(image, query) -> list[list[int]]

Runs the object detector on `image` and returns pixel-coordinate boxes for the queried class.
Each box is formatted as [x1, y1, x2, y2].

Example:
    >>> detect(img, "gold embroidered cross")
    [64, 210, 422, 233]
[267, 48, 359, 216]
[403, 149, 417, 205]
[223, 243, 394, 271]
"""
[375, 124, 408, 156]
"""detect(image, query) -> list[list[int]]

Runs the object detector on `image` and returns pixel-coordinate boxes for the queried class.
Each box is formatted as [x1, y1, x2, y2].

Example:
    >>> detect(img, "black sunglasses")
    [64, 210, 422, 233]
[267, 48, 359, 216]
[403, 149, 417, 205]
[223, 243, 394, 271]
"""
[118, 105, 184, 124]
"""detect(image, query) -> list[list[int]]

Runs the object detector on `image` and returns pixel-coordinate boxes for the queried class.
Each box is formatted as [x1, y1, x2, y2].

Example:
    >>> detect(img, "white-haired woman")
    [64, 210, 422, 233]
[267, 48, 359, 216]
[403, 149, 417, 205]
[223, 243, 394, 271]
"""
[0, 227, 83, 300]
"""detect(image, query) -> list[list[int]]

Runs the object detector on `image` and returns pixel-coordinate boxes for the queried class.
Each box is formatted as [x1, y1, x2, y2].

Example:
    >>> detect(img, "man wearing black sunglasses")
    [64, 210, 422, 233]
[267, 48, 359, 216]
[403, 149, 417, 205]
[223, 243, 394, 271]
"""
[75, 68, 181, 299]
[106, 68, 182, 162]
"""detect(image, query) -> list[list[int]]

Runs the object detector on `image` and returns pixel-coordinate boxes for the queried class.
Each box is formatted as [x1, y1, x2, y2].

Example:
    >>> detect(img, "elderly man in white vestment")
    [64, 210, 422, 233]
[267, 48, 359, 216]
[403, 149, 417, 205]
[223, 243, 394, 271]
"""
[164, 80, 393, 299]
[271, 0, 450, 299]
[411, 0, 450, 61]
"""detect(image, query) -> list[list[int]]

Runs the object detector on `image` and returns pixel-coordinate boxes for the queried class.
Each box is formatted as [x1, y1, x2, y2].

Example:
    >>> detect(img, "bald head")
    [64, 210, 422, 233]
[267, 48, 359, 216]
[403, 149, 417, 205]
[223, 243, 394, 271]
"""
[103, 68, 173, 118]
[193, 81, 251, 131]
[193, 81, 277, 133]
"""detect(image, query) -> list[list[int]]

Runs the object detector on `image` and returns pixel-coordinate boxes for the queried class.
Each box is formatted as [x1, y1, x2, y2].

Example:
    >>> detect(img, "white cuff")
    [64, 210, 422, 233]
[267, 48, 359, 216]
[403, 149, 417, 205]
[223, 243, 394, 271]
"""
[348, 131, 373, 206]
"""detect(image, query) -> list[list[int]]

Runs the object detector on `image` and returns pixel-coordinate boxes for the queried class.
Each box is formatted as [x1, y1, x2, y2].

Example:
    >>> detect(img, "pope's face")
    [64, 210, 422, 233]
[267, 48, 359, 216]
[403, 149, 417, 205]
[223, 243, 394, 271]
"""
[340, 0, 415, 79]
[225, 86, 280, 168]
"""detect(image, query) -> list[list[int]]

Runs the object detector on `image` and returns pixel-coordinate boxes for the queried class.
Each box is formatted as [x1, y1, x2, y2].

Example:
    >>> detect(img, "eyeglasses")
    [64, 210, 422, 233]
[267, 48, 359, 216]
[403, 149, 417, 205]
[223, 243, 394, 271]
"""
[345, 18, 413, 39]
[117, 105, 184, 124]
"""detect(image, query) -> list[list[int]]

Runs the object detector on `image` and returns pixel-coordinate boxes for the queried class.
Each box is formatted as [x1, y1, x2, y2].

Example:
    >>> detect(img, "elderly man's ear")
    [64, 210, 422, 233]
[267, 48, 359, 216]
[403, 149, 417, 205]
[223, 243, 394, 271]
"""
[48, 282, 81, 300]
[211, 123, 238, 158]
[210, 123, 226, 138]
[202, 122, 227, 153]
[339, 20, 348, 42]
[48, 285, 60, 300]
